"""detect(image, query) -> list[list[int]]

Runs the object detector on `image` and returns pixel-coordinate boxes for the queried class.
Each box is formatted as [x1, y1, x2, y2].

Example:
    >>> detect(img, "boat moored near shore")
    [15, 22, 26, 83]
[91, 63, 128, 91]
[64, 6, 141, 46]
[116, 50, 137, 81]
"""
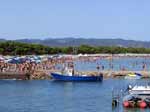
[51, 72, 103, 81]
[124, 73, 142, 79]
[123, 84, 150, 108]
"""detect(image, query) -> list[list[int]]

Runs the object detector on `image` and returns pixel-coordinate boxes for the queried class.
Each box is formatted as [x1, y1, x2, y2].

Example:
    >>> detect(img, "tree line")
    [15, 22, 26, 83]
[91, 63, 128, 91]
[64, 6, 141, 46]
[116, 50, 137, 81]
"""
[0, 41, 150, 55]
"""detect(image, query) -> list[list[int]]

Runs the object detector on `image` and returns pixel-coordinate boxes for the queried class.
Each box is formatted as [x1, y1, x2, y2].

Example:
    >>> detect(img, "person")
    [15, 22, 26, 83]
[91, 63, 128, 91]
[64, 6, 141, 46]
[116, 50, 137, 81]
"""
[142, 63, 146, 71]
[96, 64, 100, 71]
[102, 65, 104, 70]
[61, 63, 66, 74]
[70, 62, 74, 75]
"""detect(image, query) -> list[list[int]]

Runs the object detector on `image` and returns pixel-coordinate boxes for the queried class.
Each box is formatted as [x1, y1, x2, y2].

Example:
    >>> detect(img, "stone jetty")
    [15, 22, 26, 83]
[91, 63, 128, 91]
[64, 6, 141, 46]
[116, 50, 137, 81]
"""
[0, 72, 29, 80]
[47, 70, 150, 79]
[0, 70, 150, 80]
[75, 70, 150, 79]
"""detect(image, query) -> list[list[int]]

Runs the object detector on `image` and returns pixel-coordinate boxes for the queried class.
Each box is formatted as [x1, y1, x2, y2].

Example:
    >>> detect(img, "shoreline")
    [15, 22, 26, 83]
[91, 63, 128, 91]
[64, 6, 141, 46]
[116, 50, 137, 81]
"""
[1, 70, 150, 80]
[0, 54, 150, 80]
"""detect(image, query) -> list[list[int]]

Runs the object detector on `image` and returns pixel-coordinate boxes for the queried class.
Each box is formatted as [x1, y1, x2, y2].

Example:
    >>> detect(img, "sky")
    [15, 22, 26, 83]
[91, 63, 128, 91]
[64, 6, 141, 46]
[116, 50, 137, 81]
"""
[0, 0, 150, 41]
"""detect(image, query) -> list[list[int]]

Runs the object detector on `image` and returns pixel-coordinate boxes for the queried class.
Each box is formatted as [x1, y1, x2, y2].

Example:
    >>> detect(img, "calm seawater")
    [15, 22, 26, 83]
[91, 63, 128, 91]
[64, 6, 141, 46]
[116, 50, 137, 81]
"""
[0, 79, 150, 112]
[74, 57, 150, 71]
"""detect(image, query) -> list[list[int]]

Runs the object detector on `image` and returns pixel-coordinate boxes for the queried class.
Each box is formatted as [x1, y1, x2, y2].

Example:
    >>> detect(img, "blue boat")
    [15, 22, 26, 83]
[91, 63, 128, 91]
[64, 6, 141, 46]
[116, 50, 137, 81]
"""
[51, 73, 103, 81]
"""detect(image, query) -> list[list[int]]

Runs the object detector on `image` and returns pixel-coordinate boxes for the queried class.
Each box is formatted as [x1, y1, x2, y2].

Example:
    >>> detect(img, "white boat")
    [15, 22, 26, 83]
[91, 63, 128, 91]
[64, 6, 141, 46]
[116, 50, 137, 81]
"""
[129, 85, 150, 95]
[123, 84, 150, 108]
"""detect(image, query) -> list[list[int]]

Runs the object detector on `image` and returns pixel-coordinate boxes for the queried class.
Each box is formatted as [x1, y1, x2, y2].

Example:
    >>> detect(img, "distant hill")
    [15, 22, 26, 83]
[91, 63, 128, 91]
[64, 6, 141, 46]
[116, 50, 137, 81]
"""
[0, 38, 150, 48]
[0, 39, 6, 42]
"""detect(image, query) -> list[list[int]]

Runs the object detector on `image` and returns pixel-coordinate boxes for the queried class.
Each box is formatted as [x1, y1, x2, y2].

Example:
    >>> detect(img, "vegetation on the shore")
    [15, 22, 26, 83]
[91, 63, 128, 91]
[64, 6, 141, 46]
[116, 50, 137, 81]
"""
[1, 41, 150, 55]
[1, 38, 150, 48]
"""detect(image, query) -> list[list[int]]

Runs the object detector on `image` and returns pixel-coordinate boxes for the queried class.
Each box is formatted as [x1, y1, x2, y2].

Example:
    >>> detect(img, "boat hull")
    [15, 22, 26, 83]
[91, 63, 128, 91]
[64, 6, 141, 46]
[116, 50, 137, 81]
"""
[51, 73, 103, 81]
[125, 73, 142, 79]
[124, 76, 141, 79]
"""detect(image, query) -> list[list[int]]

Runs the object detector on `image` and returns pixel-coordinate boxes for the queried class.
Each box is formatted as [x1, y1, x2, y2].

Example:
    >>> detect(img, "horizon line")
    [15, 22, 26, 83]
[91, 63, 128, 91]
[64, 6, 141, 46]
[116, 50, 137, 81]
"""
[0, 37, 149, 42]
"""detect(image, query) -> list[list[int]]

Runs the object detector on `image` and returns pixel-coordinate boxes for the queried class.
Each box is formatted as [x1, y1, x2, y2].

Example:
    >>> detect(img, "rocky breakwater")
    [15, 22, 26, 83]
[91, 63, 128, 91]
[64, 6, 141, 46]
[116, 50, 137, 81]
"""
[1, 70, 150, 80]
[76, 70, 150, 78]
[30, 70, 59, 80]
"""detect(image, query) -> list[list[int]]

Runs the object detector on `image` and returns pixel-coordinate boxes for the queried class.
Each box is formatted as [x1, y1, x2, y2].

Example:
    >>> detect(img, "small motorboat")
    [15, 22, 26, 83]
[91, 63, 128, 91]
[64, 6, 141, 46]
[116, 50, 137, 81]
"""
[51, 61, 103, 81]
[124, 73, 142, 79]
[123, 84, 150, 108]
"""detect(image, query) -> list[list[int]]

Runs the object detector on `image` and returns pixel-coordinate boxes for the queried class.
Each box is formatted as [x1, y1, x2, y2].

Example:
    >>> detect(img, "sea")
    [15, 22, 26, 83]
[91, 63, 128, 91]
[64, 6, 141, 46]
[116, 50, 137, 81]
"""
[0, 79, 150, 112]
[56, 57, 150, 71]
[74, 57, 150, 71]
[1, 57, 150, 112]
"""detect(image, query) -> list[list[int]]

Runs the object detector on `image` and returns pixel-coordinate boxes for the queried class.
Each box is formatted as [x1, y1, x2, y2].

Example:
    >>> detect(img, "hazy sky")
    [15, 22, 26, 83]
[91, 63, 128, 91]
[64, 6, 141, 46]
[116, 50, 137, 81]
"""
[0, 0, 150, 40]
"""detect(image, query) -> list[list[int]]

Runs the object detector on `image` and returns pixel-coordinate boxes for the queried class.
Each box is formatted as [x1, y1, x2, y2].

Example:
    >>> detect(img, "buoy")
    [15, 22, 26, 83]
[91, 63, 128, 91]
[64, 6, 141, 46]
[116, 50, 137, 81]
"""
[123, 101, 129, 108]
[139, 101, 147, 108]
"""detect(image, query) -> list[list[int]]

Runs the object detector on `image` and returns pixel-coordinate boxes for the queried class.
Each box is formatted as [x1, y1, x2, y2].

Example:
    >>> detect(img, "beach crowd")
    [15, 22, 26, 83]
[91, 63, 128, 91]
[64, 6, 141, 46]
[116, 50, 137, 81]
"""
[0, 55, 149, 75]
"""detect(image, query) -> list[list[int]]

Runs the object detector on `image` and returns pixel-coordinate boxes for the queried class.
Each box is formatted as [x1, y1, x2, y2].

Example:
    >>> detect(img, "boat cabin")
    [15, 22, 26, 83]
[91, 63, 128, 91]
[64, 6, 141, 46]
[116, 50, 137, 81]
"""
[129, 85, 150, 95]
